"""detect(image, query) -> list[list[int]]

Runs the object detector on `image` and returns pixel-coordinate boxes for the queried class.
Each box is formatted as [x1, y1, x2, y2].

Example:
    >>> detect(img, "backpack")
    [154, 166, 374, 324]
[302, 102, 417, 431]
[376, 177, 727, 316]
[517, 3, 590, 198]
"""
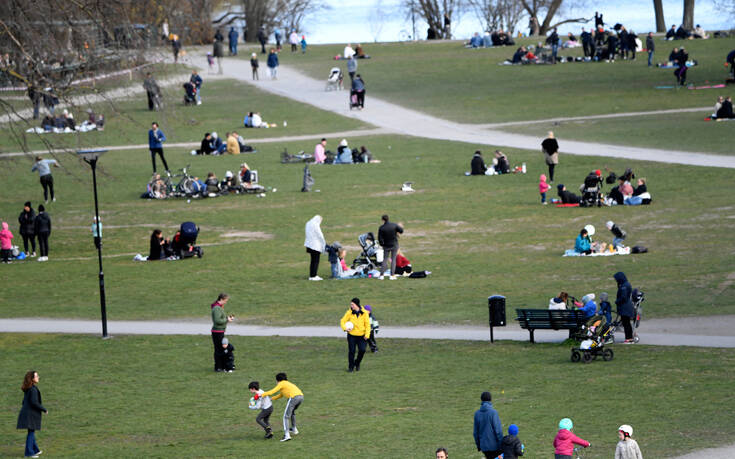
[605, 172, 617, 184]
[631, 245, 648, 254]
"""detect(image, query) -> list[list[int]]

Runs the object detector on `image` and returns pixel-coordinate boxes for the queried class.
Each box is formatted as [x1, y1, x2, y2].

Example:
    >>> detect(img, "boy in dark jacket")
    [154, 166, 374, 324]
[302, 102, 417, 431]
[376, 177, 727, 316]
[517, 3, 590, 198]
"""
[217, 337, 235, 372]
[501, 424, 524, 459]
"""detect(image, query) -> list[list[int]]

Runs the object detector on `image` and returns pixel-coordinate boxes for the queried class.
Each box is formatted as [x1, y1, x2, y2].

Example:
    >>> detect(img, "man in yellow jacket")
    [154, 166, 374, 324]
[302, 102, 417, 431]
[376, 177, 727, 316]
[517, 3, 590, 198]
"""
[340, 297, 371, 372]
[226, 131, 240, 155]
[259, 372, 304, 442]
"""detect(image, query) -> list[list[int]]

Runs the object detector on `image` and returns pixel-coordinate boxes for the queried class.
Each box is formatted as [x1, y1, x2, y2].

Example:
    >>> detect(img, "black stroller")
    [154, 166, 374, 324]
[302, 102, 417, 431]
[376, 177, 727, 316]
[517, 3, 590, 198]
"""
[350, 232, 381, 272]
[172, 221, 203, 259]
[183, 82, 197, 105]
[580, 173, 603, 207]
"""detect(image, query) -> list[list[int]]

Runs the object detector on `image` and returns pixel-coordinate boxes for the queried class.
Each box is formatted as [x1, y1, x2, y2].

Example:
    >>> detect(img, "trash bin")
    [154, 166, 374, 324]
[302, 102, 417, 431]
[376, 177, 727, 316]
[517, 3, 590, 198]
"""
[488, 295, 506, 343]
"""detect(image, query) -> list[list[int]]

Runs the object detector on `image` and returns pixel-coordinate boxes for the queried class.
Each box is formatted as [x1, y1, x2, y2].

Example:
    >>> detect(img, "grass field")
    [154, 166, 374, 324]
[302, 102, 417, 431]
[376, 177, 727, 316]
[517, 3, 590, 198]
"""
[0, 78, 369, 153]
[1, 132, 733, 324]
[1, 334, 733, 458]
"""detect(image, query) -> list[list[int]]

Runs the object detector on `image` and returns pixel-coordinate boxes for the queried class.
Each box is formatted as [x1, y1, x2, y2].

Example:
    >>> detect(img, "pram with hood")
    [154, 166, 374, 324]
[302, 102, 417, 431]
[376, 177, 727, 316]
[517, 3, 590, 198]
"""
[325, 67, 343, 91]
[183, 82, 197, 105]
[580, 171, 603, 207]
[350, 232, 383, 273]
[171, 221, 203, 259]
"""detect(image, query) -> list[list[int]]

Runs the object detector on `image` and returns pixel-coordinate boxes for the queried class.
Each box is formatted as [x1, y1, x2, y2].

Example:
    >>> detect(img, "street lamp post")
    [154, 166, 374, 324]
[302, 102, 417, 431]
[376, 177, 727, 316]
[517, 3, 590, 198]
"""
[77, 148, 109, 338]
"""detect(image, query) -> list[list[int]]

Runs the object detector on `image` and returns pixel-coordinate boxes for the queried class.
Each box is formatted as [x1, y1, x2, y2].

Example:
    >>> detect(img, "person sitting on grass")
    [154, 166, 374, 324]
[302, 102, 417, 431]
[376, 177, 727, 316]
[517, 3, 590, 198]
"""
[239, 163, 254, 188]
[493, 150, 510, 174]
[471, 151, 487, 175]
[575, 228, 592, 255]
[557, 184, 581, 204]
[226, 132, 240, 155]
[205, 172, 220, 195]
[716, 96, 734, 120]
[221, 171, 239, 193]
[149, 229, 170, 260]
[211, 132, 226, 154]
[149, 173, 167, 199]
[334, 139, 353, 164]
[196, 133, 215, 155]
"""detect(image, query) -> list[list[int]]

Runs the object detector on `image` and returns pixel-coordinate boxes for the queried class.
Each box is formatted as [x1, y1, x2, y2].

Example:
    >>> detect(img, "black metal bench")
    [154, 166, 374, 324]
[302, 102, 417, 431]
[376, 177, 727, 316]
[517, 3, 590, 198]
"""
[515, 309, 587, 343]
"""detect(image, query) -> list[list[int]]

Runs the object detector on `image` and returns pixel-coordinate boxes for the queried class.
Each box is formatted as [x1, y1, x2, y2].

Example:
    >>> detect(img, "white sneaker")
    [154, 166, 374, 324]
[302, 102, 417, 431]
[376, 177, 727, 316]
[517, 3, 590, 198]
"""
[389, 275, 397, 280]
[52, 197, 56, 202]
[280, 435, 291, 442]
[379, 276, 384, 280]
[31, 252, 37, 257]
[308, 276, 322, 281]
[290, 428, 299, 435]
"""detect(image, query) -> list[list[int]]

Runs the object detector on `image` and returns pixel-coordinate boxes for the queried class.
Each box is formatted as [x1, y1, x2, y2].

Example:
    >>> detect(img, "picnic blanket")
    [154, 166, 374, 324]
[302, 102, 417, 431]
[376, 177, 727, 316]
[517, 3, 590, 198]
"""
[564, 247, 631, 257]
[556, 203, 580, 207]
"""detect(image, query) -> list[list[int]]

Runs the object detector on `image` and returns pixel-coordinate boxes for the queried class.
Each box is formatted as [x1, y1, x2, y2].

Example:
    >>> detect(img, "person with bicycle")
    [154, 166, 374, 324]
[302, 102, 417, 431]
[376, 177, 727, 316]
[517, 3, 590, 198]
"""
[554, 418, 589, 459]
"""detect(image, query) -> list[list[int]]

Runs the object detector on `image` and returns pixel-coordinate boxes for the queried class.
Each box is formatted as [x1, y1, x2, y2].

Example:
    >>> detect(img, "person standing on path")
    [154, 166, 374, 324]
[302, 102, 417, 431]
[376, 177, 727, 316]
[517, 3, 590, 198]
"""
[258, 27, 268, 54]
[33, 205, 51, 262]
[346, 55, 357, 82]
[148, 122, 169, 174]
[31, 156, 59, 203]
[259, 373, 304, 442]
[213, 29, 225, 75]
[378, 214, 403, 280]
[340, 298, 371, 372]
[646, 32, 655, 67]
[473, 391, 503, 459]
[18, 202, 36, 257]
[211, 293, 234, 372]
[228, 26, 239, 56]
[17, 370, 47, 458]
[614, 272, 636, 343]
[190, 70, 203, 105]
[250, 53, 259, 80]
[304, 215, 326, 281]
[267, 48, 279, 80]
[541, 131, 559, 183]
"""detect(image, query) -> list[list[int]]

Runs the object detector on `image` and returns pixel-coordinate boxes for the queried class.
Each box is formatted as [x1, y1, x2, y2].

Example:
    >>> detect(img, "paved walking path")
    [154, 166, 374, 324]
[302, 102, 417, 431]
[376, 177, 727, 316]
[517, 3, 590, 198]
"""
[190, 54, 735, 168]
[2, 315, 734, 347]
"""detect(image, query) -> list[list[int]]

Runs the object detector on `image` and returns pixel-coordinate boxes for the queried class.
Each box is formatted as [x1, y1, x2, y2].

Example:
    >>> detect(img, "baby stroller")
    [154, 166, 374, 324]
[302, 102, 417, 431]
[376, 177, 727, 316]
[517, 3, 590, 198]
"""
[580, 174, 603, 207]
[325, 67, 343, 91]
[183, 82, 197, 105]
[171, 221, 203, 259]
[350, 232, 383, 273]
[571, 315, 616, 363]
[349, 90, 361, 110]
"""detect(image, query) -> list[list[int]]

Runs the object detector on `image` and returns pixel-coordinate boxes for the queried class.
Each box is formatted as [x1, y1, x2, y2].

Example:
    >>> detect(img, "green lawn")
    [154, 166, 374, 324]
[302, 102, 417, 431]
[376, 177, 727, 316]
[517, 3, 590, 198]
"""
[499, 110, 735, 156]
[0, 334, 733, 458]
[0, 77, 369, 153]
[1, 134, 733, 324]
[277, 38, 735, 123]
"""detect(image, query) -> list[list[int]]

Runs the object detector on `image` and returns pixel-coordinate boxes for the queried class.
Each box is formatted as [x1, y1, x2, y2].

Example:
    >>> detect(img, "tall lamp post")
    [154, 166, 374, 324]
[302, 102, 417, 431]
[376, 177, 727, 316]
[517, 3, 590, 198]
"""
[77, 148, 109, 338]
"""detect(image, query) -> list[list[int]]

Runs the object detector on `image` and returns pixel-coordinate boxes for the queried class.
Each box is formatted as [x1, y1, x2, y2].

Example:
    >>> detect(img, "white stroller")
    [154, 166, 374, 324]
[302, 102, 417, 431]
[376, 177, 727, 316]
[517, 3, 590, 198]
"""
[325, 67, 343, 91]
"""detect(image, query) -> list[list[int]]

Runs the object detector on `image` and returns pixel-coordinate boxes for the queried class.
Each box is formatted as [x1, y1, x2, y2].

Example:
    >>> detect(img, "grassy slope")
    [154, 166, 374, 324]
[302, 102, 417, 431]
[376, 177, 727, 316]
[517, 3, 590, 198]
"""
[1, 132, 733, 324]
[0, 334, 733, 458]
[0, 78, 369, 153]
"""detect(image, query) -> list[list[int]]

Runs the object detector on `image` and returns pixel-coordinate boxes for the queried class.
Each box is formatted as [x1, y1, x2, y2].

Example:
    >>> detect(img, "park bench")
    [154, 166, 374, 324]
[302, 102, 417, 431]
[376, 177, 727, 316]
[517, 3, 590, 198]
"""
[515, 309, 587, 343]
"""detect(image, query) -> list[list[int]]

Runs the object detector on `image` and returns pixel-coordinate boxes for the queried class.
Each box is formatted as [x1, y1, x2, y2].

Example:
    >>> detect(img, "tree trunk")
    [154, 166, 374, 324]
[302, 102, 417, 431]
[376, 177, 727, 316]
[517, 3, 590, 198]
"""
[653, 0, 666, 32]
[682, 0, 694, 29]
[538, 0, 563, 35]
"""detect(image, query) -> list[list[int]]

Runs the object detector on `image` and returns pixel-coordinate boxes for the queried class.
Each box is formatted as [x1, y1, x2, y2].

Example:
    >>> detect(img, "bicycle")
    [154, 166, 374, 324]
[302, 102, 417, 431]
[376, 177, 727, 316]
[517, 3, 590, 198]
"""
[163, 164, 197, 197]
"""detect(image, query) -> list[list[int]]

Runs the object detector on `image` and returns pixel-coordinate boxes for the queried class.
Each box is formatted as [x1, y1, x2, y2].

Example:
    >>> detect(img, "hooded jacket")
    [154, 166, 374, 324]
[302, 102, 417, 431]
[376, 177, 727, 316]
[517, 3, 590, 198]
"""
[501, 434, 524, 458]
[18, 208, 36, 235]
[340, 307, 371, 338]
[0, 222, 13, 250]
[554, 429, 589, 455]
[539, 174, 550, 193]
[34, 212, 51, 235]
[304, 216, 326, 253]
[614, 272, 634, 317]
[474, 401, 503, 452]
[471, 153, 486, 175]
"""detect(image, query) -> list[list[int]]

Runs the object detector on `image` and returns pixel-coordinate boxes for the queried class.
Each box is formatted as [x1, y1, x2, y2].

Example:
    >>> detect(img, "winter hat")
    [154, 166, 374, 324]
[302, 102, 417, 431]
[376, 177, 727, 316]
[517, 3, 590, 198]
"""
[595, 169, 601, 176]
[508, 424, 519, 436]
[606, 221, 614, 230]
[351, 297, 361, 307]
[581, 293, 595, 303]
[222, 337, 229, 346]
[540, 174, 547, 181]
[251, 52, 257, 58]
[339, 139, 348, 147]
[363, 304, 372, 313]
[559, 418, 573, 430]
[225, 170, 233, 178]
[38, 204, 45, 212]
[557, 184, 564, 191]
[599, 292, 609, 302]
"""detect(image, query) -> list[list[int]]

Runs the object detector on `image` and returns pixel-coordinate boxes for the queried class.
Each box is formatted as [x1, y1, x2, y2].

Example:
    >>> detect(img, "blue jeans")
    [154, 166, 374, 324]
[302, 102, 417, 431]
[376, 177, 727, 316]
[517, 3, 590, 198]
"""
[612, 237, 625, 248]
[330, 261, 340, 278]
[541, 192, 546, 203]
[648, 50, 654, 66]
[624, 196, 643, 205]
[25, 429, 39, 457]
[552, 44, 558, 62]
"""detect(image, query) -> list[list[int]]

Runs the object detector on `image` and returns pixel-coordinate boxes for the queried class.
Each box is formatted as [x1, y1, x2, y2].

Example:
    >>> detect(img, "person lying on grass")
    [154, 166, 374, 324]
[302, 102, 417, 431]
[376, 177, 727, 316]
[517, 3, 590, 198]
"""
[557, 184, 580, 204]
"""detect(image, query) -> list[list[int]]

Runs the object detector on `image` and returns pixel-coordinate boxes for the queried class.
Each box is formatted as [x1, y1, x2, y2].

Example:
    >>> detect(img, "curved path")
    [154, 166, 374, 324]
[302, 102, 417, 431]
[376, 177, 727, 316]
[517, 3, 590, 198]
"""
[191, 54, 735, 169]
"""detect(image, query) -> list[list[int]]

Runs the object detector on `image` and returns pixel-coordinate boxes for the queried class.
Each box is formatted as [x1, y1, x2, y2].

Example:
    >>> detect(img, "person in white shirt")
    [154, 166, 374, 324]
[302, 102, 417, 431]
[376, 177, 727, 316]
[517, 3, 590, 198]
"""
[249, 381, 274, 439]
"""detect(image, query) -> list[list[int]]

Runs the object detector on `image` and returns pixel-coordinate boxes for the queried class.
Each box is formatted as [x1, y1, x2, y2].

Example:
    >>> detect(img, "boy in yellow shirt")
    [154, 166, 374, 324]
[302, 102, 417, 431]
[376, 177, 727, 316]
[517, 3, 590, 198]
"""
[340, 297, 371, 372]
[259, 372, 304, 442]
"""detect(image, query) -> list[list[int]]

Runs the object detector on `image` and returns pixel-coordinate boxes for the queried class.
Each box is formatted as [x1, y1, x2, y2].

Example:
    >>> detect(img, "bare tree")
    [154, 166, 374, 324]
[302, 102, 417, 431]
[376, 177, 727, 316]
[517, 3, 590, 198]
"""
[468, 0, 524, 34]
[235, 0, 327, 42]
[403, 0, 463, 39]
[520, 0, 588, 36]
[653, 0, 666, 32]
[369, 0, 390, 42]
[682, 0, 695, 29]
[712, 0, 735, 21]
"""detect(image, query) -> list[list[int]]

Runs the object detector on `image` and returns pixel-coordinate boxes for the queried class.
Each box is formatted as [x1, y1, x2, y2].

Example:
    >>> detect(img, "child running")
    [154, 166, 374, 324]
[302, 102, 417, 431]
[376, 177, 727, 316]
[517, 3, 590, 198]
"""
[248, 381, 274, 439]
[258, 372, 304, 442]
[554, 418, 589, 459]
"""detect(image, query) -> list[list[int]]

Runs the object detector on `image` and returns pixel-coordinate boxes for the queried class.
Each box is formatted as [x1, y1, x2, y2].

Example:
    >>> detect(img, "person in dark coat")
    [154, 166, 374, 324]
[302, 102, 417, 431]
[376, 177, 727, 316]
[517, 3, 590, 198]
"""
[17, 370, 47, 458]
[557, 184, 580, 204]
[378, 214, 403, 279]
[541, 131, 559, 182]
[228, 27, 239, 56]
[27, 85, 41, 119]
[471, 151, 487, 175]
[33, 204, 51, 261]
[148, 229, 170, 260]
[473, 391, 503, 458]
[213, 30, 225, 74]
[501, 424, 524, 459]
[257, 27, 267, 54]
[581, 28, 592, 57]
[18, 201, 36, 257]
[646, 32, 655, 67]
[614, 271, 635, 342]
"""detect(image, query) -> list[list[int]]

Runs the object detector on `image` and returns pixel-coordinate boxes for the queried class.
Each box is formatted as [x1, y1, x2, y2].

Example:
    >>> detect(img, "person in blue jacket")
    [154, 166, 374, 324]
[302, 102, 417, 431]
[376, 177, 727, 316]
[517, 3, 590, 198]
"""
[148, 122, 169, 173]
[576, 293, 597, 318]
[190, 70, 203, 104]
[574, 228, 591, 254]
[474, 391, 503, 458]
[228, 27, 239, 55]
[614, 272, 635, 342]
[267, 48, 279, 79]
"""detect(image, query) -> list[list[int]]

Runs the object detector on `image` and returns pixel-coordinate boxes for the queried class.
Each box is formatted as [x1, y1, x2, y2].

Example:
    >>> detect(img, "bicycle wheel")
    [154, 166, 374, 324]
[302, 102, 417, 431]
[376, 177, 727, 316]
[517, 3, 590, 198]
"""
[178, 177, 195, 195]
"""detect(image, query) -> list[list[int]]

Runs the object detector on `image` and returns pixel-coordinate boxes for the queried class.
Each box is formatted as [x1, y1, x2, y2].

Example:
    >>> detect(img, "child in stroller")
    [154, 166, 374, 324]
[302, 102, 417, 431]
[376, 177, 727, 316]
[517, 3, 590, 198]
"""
[350, 232, 383, 274]
[325, 67, 343, 91]
[183, 82, 197, 105]
[171, 221, 203, 259]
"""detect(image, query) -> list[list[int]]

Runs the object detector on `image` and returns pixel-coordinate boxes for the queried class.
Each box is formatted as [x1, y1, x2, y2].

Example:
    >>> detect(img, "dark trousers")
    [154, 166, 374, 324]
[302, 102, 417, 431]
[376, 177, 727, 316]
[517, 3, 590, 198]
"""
[260, 41, 266, 53]
[25, 429, 40, 457]
[37, 232, 49, 257]
[381, 246, 398, 276]
[483, 450, 502, 459]
[147, 91, 155, 110]
[347, 333, 367, 370]
[291, 43, 297, 52]
[211, 332, 225, 370]
[367, 331, 378, 352]
[583, 42, 592, 57]
[256, 406, 273, 431]
[356, 90, 365, 108]
[150, 148, 169, 173]
[548, 163, 556, 182]
[307, 247, 320, 277]
[21, 233, 36, 254]
[1, 249, 10, 262]
[621, 315, 633, 340]
[40, 174, 54, 201]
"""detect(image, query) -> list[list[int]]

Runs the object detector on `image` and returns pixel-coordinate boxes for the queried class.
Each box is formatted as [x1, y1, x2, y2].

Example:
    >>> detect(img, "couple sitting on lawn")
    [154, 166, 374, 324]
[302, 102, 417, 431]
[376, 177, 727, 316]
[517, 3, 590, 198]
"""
[470, 150, 511, 175]
[194, 132, 254, 155]
[243, 112, 273, 128]
[711, 96, 734, 120]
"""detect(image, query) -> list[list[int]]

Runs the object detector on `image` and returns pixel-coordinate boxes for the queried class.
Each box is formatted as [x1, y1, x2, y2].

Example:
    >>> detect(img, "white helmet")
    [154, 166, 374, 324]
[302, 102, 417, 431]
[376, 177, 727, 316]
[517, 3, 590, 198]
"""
[618, 425, 633, 437]
[225, 170, 233, 178]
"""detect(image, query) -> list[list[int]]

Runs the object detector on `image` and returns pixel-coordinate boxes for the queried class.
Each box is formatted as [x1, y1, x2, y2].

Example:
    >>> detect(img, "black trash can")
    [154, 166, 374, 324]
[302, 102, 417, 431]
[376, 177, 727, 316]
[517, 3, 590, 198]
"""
[488, 295, 507, 342]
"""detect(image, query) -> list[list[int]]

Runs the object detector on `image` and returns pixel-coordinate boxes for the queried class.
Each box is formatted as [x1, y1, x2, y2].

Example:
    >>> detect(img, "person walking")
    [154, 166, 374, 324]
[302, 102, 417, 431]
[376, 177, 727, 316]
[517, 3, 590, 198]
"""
[228, 26, 239, 56]
[267, 48, 279, 80]
[352, 74, 366, 109]
[473, 391, 503, 459]
[541, 131, 559, 183]
[143, 73, 161, 111]
[210, 293, 234, 372]
[18, 202, 36, 257]
[148, 122, 169, 174]
[289, 30, 299, 52]
[614, 272, 636, 343]
[304, 215, 325, 281]
[646, 32, 655, 67]
[171, 34, 181, 63]
[346, 54, 357, 82]
[274, 28, 282, 50]
[190, 70, 202, 105]
[340, 298, 371, 372]
[378, 214, 403, 280]
[31, 156, 59, 203]
[33, 205, 51, 261]
[213, 29, 224, 74]
[257, 27, 268, 54]
[17, 370, 47, 458]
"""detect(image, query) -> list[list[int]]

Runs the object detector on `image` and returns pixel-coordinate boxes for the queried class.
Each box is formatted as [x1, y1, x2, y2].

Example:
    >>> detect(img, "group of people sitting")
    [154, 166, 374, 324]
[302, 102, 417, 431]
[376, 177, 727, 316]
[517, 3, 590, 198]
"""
[342, 43, 369, 59]
[556, 169, 651, 207]
[146, 163, 261, 199]
[573, 221, 627, 255]
[665, 24, 709, 41]
[466, 30, 515, 48]
[469, 150, 520, 175]
[192, 131, 253, 155]
[506, 46, 538, 65]
[33, 108, 104, 134]
[312, 138, 379, 164]
[710, 96, 734, 120]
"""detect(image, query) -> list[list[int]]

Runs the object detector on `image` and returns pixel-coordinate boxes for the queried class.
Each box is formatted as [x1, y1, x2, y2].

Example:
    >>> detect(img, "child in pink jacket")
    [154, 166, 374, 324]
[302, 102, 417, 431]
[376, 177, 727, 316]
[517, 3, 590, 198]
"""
[1, 221, 14, 263]
[539, 174, 551, 205]
[554, 418, 589, 458]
